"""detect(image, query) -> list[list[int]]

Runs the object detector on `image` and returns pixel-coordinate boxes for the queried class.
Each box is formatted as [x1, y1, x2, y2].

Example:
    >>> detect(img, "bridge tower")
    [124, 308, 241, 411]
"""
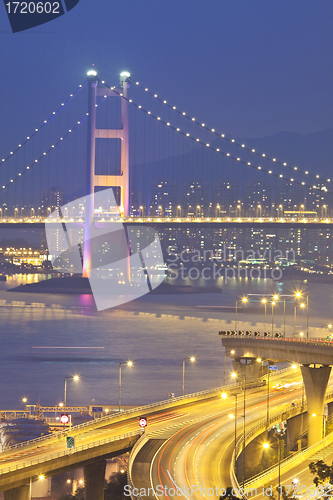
[83, 70, 130, 277]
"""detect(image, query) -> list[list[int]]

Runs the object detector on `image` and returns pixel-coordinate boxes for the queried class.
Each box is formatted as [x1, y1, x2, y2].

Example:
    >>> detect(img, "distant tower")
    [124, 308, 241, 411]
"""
[82, 70, 130, 278]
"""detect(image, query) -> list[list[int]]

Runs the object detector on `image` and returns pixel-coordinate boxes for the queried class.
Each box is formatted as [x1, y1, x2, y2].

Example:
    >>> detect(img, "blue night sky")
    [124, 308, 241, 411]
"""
[0, 1, 332, 158]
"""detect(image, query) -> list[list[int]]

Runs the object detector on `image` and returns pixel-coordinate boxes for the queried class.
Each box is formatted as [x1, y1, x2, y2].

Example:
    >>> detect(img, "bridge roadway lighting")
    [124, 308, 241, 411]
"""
[235, 297, 248, 331]
[64, 375, 80, 407]
[182, 357, 195, 396]
[119, 361, 133, 411]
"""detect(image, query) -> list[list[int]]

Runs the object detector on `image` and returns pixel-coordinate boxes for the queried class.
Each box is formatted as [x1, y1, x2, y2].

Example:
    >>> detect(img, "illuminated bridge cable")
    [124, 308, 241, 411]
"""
[129, 78, 330, 186]
[98, 79, 332, 195]
[0, 81, 87, 170]
[0, 95, 108, 195]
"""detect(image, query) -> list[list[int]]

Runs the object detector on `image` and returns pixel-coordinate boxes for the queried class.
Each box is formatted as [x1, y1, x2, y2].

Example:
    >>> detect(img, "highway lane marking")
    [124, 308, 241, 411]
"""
[167, 469, 191, 500]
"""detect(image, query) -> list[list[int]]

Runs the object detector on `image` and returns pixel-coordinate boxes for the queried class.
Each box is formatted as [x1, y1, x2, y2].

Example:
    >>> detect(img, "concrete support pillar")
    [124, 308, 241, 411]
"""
[232, 358, 261, 380]
[286, 413, 307, 451]
[84, 460, 107, 500]
[237, 430, 268, 482]
[4, 486, 29, 500]
[301, 365, 332, 446]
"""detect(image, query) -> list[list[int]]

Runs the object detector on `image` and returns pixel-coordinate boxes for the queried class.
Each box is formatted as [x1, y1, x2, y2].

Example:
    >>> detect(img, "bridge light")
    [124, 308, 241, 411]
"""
[231, 372, 237, 378]
[263, 442, 269, 449]
[87, 70, 97, 76]
[221, 392, 227, 399]
[312, 413, 317, 417]
[38, 475, 45, 480]
[292, 364, 297, 369]
[229, 413, 235, 419]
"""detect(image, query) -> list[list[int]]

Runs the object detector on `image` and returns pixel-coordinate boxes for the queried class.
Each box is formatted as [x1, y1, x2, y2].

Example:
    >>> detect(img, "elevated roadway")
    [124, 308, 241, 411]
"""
[0, 216, 332, 230]
[0, 372, 296, 499]
[222, 336, 333, 445]
[130, 369, 324, 500]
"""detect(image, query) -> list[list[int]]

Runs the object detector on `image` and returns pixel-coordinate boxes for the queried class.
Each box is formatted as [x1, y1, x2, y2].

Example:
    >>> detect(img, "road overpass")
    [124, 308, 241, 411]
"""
[221, 336, 333, 445]
[0, 366, 330, 500]
[129, 369, 333, 500]
[0, 381, 251, 499]
[0, 373, 296, 500]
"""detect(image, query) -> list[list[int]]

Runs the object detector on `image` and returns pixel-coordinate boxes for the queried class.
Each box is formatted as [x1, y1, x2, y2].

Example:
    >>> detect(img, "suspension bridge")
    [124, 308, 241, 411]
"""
[1, 69, 332, 272]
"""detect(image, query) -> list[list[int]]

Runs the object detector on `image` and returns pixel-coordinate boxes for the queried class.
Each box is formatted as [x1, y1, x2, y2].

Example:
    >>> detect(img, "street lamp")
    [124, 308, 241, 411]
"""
[225, 392, 238, 458]
[183, 357, 195, 396]
[294, 292, 308, 337]
[263, 435, 284, 500]
[262, 299, 267, 331]
[29, 474, 45, 500]
[232, 371, 246, 489]
[119, 361, 133, 411]
[271, 301, 276, 336]
[64, 375, 80, 407]
[235, 297, 248, 331]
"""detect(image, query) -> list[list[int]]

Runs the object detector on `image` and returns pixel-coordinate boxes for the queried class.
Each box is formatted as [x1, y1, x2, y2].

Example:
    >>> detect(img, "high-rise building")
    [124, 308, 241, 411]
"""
[41, 186, 65, 216]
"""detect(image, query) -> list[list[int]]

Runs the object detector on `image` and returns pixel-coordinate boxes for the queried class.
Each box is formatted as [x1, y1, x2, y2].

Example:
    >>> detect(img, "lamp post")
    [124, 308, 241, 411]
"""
[306, 295, 309, 339]
[283, 298, 286, 337]
[183, 357, 195, 396]
[119, 361, 133, 411]
[232, 371, 246, 489]
[64, 375, 80, 407]
[267, 362, 270, 422]
[271, 301, 276, 336]
[262, 299, 267, 331]
[263, 438, 282, 500]
[235, 297, 248, 331]
[224, 392, 238, 458]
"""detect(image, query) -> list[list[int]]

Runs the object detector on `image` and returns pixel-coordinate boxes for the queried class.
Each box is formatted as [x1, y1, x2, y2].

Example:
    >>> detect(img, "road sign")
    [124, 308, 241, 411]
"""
[269, 365, 278, 371]
[139, 417, 147, 428]
[92, 406, 103, 413]
[60, 414, 70, 424]
[67, 436, 75, 449]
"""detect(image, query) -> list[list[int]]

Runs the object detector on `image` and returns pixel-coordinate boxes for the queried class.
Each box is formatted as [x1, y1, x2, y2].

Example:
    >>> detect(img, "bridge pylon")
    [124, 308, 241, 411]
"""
[83, 70, 130, 277]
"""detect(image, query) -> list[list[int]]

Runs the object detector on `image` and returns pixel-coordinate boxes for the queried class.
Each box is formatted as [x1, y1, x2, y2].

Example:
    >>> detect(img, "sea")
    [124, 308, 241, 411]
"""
[0, 273, 331, 409]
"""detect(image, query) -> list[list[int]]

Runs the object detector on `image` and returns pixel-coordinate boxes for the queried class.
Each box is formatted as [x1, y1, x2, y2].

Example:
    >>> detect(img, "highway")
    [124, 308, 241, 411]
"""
[0, 370, 300, 492]
[131, 372, 332, 500]
[131, 371, 308, 499]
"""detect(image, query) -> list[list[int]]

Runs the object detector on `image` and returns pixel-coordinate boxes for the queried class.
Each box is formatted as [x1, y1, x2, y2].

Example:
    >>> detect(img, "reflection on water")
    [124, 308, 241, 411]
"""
[0, 272, 331, 409]
[0, 273, 53, 291]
